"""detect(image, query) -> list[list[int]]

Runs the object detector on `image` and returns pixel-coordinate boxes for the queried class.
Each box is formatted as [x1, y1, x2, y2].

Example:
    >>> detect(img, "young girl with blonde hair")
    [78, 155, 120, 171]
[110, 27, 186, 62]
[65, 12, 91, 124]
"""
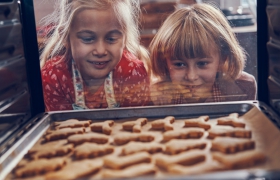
[149, 3, 256, 105]
[40, 0, 151, 111]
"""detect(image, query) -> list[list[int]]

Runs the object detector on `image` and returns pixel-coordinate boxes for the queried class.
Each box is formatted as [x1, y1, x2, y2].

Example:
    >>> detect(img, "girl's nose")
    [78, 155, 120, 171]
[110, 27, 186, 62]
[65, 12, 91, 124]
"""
[92, 41, 107, 57]
[184, 68, 198, 81]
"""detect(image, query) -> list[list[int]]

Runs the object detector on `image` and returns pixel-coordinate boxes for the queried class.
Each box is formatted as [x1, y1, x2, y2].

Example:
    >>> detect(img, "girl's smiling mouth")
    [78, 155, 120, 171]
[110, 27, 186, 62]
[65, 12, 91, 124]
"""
[87, 60, 110, 69]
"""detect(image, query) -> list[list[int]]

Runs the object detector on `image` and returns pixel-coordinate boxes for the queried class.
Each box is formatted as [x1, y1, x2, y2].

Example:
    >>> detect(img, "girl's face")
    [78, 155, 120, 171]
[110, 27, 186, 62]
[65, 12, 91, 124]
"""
[166, 50, 221, 99]
[69, 7, 125, 80]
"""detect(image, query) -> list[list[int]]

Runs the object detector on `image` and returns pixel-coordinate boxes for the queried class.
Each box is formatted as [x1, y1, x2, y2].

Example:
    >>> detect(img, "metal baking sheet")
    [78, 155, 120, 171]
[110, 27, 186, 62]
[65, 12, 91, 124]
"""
[1, 101, 280, 179]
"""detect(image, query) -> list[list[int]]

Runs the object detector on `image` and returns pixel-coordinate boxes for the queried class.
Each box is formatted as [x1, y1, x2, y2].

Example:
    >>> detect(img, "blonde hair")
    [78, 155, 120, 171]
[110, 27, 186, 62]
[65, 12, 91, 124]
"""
[149, 3, 246, 81]
[40, 0, 149, 69]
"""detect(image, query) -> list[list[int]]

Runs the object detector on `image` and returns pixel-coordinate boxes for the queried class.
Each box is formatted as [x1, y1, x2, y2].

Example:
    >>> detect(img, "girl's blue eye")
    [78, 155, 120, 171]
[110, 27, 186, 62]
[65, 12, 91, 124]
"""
[197, 61, 208, 67]
[106, 37, 118, 43]
[174, 62, 185, 67]
[81, 37, 94, 43]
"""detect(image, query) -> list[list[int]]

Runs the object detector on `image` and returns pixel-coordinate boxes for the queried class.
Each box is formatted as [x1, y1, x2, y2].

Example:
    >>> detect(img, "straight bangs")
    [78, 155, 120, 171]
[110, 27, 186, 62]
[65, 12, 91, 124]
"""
[162, 11, 220, 61]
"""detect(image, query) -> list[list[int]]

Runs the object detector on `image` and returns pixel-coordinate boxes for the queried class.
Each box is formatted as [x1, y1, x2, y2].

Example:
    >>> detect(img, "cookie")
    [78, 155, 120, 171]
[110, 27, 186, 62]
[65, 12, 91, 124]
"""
[217, 114, 245, 128]
[163, 128, 204, 141]
[15, 158, 66, 177]
[122, 118, 148, 132]
[151, 116, 175, 131]
[114, 132, 155, 145]
[67, 133, 109, 145]
[155, 150, 206, 170]
[212, 150, 266, 169]
[90, 120, 114, 135]
[45, 159, 103, 179]
[165, 139, 207, 155]
[208, 126, 251, 139]
[44, 128, 85, 141]
[28, 140, 73, 159]
[74, 142, 114, 159]
[102, 163, 156, 178]
[103, 152, 151, 169]
[168, 160, 225, 175]
[184, 116, 211, 130]
[54, 119, 91, 129]
[122, 142, 164, 155]
[211, 137, 255, 153]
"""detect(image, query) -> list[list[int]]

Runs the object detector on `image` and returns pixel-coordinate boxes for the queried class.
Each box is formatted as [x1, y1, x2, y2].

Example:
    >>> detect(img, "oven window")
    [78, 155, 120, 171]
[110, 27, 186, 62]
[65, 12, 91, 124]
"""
[33, 0, 257, 111]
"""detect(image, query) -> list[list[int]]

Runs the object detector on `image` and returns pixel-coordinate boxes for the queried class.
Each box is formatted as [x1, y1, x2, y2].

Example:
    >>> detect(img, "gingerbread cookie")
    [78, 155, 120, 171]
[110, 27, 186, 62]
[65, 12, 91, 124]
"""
[67, 133, 109, 145]
[212, 150, 266, 169]
[122, 118, 148, 132]
[28, 140, 73, 159]
[90, 120, 114, 135]
[211, 137, 255, 153]
[74, 142, 114, 159]
[155, 150, 206, 170]
[102, 163, 156, 178]
[184, 116, 211, 130]
[103, 152, 151, 169]
[54, 119, 91, 129]
[45, 159, 103, 179]
[208, 126, 251, 139]
[15, 158, 66, 177]
[151, 116, 175, 131]
[122, 142, 164, 155]
[217, 114, 245, 128]
[44, 127, 85, 141]
[165, 139, 207, 155]
[168, 160, 225, 175]
[163, 128, 204, 141]
[114, 132, 155, 145]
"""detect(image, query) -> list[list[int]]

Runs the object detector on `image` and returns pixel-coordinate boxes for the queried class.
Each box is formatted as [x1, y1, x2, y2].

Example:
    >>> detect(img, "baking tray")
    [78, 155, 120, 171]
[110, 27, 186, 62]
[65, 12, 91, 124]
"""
[1, 101, 280, 179]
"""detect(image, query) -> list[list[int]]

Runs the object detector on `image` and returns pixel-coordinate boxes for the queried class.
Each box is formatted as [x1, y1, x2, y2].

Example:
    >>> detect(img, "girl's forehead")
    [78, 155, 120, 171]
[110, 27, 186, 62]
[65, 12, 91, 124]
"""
[72, 8, 122, 30]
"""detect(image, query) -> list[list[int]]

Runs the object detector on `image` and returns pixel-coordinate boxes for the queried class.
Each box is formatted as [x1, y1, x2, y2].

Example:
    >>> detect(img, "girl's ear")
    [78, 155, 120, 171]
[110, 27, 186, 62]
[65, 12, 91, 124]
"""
[218, 55, 228, 72]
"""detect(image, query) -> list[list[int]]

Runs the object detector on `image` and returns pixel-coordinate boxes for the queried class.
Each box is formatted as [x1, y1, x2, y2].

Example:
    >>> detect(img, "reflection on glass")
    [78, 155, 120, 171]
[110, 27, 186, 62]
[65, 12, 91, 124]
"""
[33, 0, 257, 110]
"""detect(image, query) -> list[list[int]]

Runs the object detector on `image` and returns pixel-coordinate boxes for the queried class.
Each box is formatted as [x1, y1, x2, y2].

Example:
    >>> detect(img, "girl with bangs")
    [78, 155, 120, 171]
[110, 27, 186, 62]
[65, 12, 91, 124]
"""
[40, 0, 151, 111]
[149, 3, 257, 105]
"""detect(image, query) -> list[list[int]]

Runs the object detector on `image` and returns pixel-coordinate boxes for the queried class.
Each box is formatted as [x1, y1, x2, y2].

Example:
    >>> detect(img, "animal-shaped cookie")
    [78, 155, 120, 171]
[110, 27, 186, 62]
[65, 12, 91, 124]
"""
[90, 120, 114, 135]
[207, 126, 251, 139]
[163, 128, 204, 141]
[184, 116, 211, 130]
[165, 139, 207, 155]
[151, 116, 175, 131]
[114, 132, 155, 145]
[211, 137, 255, 153]
[217, 113, 245, 128]
[54, 119, 91, 129]
[74, 142, 114, 159]
[122, 118, 148, 132]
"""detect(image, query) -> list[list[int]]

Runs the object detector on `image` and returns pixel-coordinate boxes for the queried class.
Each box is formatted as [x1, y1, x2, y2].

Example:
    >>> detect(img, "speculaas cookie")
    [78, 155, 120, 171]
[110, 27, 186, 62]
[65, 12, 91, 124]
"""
[212, 150, 266, 169]
[44, 128, 85, 141]
[54, 119, 91, 129]
[90, 120, 114, 135]
[211, 137, 255, 153]
[155, 150, 206, 170]
[208, 126, 251, 139]
[103, 152, 151, 169]
[122, 141, 164, 155]
[151, 116, 175, 131]
[184, 116, 211, 130]
[165, 139, 207, 155]
[163, 128, 204, 141]
[114, 132, 155, 145]
[45, 159, 103, 179]
[122, 118, 148, 133]
[168, 160, 225, 175]
[28, 140, 73, 159]
[15, 158, 66, 177]
[74, 142, 114, 159]
[102, 163, 156, 178]
[217, 113, 245, 128]
[67, 133, 109, 145]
